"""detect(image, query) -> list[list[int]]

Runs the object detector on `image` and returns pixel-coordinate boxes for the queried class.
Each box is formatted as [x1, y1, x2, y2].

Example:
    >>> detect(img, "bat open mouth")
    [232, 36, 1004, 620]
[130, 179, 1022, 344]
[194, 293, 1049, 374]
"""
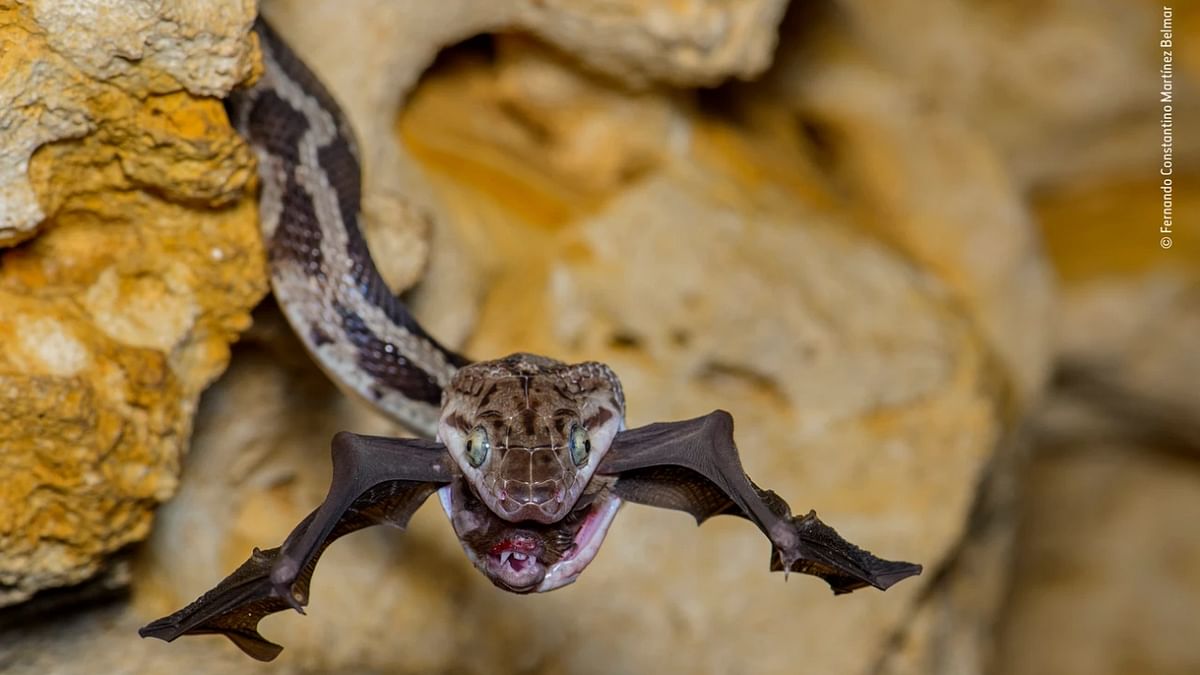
[440, 479, 622, 593]
[484, 534, 546, 591]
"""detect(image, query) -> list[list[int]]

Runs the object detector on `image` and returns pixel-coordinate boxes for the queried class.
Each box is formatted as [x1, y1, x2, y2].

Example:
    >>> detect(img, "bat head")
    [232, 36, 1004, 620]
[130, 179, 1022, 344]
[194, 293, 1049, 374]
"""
[438, 353, 624, 525]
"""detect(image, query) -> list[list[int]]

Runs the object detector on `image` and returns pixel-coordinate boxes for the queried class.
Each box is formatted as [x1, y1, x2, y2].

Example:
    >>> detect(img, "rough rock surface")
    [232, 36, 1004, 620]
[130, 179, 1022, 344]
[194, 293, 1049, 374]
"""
[0, 0, 258, 244]
[16, 0, 1181, 674]
[0, 1, 265, 606]
[990, 172, 1200, 675]
[753, 3, 1200, 674]
[997, 442, 1200, 675]
[765, 3, 1056, 408]
[830, 0, 1200, 189]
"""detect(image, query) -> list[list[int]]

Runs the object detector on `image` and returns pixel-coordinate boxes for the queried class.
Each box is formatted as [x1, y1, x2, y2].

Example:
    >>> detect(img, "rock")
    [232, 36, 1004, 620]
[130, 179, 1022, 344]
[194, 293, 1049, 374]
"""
[0, 1, 258, 244]
[989, 148, 1200, 672]
[822, 0, 1200, 189]
[995, 444, 1200, 675]
[0, 1, 265, 606]
[765, 5, 1056, 408]
[874, 427, 1028, 675]
[2, 1, 1064, 674]
[512, 0, 792, 87]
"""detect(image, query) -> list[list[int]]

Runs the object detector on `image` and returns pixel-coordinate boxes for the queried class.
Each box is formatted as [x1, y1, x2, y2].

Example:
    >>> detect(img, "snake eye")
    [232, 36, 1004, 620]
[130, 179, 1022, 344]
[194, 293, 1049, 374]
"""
[568, 425, 591, 466]
[465, 427, 490, 468]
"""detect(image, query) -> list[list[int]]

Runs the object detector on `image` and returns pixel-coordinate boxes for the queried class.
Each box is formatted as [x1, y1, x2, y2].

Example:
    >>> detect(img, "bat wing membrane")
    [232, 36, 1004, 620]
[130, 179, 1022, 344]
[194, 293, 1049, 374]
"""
[600, 411, 922, 594]
[139, 433, 453, 660]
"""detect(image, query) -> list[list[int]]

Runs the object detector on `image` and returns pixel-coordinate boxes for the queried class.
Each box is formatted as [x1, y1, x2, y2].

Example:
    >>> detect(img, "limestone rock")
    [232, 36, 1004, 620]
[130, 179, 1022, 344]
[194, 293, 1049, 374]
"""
[984, 105, 1200, 671]
[3, 1, 1064, 674]
[0, 0, 258, 245]
[995, 444, 1200, 675]
[0, 1, 265, 606]
[827, 0, 1200, 189]
[991, 270, 1200, 675]
[512, 0, 791, 86]
[765, 6, 1055, 408]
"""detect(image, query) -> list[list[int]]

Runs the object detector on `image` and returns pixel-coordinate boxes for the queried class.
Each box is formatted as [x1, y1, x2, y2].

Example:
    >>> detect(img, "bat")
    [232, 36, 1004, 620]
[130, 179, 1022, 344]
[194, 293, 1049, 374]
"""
[139, 410, 920, 661]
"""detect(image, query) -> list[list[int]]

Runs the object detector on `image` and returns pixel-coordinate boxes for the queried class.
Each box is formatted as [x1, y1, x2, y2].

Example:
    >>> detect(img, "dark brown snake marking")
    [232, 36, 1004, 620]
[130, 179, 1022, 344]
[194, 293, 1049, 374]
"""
[227, 19, 474, 438]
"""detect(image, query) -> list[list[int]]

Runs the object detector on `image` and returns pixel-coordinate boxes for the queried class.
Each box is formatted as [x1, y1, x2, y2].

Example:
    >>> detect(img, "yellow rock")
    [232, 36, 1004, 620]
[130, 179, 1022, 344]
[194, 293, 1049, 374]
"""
[1, 3, 1057, 675]
[0, 2, 265, 605]
[1038, 174, 1200, 283]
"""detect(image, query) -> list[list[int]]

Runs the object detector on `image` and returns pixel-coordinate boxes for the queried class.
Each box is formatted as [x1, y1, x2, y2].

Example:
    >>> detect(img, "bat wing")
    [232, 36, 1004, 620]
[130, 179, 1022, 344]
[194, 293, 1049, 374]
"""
[599, 411, 922, 594]
[139, 432, 453, 660]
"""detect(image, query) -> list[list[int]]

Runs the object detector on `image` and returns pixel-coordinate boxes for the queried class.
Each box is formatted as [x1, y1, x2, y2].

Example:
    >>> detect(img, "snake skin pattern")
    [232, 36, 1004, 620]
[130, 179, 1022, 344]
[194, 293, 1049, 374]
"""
[226, 19, 469, 438]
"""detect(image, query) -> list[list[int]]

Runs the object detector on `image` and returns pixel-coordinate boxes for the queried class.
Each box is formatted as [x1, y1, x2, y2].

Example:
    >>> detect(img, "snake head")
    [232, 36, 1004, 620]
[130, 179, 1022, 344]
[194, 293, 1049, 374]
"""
[438, 353, 624, 524]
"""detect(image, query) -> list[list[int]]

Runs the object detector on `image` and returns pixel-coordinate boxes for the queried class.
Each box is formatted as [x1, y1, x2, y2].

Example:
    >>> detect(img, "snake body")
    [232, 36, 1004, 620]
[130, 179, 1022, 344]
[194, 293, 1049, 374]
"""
[229, 20, 627, 591]
[228, 20, 468, 438]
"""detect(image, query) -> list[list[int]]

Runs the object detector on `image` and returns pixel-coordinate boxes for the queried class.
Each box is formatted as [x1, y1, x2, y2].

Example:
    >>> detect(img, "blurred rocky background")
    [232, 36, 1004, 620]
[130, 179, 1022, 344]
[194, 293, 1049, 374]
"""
[0, 0, 1195, 673]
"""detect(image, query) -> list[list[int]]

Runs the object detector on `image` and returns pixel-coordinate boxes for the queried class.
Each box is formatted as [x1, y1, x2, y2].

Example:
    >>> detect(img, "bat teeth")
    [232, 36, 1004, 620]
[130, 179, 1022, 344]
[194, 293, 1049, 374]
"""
[500, 551, 512, 567]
